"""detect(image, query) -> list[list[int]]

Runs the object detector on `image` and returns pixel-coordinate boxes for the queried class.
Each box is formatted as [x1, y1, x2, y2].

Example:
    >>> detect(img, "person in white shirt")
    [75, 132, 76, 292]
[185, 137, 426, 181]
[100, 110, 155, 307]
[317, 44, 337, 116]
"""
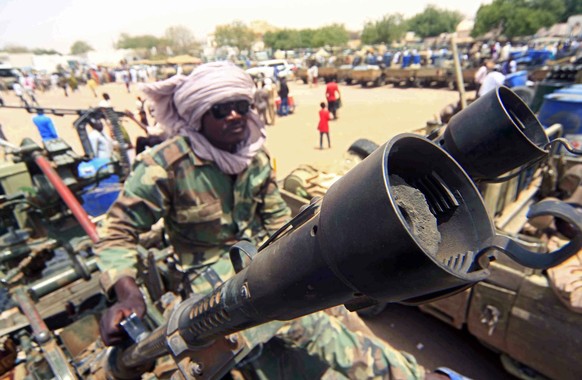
[99, 93, 112, 108]
[308, 64, 318, 87]
[478, 64, 506, 98]
[474, 60, 490, 98]
[12, 82, 28, 107]
[87, 118, 114, 159]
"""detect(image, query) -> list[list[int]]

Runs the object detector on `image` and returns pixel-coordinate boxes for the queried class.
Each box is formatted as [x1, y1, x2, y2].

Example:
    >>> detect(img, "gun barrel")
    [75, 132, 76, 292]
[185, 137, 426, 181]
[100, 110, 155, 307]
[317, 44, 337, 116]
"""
[117, 134, 495, 372]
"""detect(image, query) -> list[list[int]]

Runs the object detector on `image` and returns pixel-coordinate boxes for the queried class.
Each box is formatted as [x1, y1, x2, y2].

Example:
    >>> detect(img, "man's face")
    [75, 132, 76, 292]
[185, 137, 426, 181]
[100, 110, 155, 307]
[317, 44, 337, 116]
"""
[200, 99, 250, 151]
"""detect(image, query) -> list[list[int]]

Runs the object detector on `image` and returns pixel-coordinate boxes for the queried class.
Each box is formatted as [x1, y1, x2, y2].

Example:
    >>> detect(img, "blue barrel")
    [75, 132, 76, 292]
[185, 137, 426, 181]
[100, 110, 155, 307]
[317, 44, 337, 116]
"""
[383, 53, 393, 67]
[529, 50, 553, 65]
[402, 55, 411, 68]
[412, 54, 421, 65]
[510, 51, 524, 60]
[504, 70, 528, 87]
[538, 93, 582, 151]
[78, 158, 121, 217]
[556, 85, 582, 95]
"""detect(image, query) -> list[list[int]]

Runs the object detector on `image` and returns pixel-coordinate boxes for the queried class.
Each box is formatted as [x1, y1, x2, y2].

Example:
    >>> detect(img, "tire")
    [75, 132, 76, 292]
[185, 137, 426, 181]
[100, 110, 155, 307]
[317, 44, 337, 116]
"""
[374, 76, 386, 87]
[511, 86, 535, 107]
[345, 79, 352, 85]
[360, 81, 367, 88]
[347, 138, 379, 159]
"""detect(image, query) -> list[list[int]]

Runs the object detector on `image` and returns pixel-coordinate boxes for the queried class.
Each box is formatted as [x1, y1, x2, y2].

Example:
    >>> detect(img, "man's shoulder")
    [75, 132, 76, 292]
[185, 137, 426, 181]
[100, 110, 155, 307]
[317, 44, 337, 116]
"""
[250, 147, 272, 169]
[144, 136, 192, 168]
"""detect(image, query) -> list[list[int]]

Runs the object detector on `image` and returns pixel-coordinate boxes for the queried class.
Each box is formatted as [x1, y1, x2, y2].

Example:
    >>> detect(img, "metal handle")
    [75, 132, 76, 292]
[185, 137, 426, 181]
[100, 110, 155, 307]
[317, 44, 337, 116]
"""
[229, 240, 258, 273]
[482, 200, 582, 269]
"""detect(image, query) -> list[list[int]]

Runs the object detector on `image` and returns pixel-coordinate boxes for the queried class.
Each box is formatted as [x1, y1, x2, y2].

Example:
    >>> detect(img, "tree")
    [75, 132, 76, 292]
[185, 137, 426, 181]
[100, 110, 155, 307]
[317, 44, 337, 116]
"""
[264, 29, 303, 50]
[361, 14, 407, 45]
[263, 25, 348, 50]
[70, 40, 93, 55]
[563, 0, 582, 21]
[115, 33, 163, 50]
[164, 25, 200, 55]
[311, 24, 349, 48]
[214, 21, 256, 51]
[32, 48, 61, 55]
[407, 5, 463, 38]
[472, 0, 569, 39]
[2, 44, 29, 53]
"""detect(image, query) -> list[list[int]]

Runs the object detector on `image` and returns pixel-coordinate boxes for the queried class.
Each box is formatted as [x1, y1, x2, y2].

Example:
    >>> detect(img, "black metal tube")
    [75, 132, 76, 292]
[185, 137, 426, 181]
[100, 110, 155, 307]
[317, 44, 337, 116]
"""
[118, 327, 167, 372]
[28, 258, 98, 300]
[114, 135, 495, 372]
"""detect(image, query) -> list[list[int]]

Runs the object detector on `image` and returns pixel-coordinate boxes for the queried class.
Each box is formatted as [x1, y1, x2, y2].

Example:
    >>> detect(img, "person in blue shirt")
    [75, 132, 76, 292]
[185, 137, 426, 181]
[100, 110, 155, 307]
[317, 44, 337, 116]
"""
[32, 109, 59, 141]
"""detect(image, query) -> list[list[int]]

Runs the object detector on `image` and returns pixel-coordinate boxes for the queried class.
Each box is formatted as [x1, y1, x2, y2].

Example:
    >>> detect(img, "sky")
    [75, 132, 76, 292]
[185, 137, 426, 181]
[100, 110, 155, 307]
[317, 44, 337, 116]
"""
[0, 0, 492, 53]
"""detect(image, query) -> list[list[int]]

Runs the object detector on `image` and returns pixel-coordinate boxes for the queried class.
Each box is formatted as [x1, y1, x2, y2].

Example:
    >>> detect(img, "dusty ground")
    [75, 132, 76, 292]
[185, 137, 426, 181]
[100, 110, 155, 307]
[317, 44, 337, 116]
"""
[0, 80, 514, 378]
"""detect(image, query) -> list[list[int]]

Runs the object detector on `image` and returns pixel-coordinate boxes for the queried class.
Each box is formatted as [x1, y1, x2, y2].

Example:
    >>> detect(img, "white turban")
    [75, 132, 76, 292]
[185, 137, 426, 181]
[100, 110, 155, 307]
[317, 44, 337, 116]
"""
[141, 61, 266, 174]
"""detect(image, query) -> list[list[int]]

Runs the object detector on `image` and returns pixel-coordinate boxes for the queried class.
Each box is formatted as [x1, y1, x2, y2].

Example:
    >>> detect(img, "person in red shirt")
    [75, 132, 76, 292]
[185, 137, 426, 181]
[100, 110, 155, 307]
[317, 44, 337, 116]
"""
[317, 102, 331, 149]
[325, 78, 341, 119]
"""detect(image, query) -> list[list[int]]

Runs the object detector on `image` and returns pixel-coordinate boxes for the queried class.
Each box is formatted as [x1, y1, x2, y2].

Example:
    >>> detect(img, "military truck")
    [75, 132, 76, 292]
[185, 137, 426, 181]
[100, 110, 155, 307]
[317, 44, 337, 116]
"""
[318, 66, 338, 83]
[445, 66, 479, 90]
[295, 66, 308, 83]
[351, 65, 386, 87]
[296, 65, 339, 84]
[337, 64, 354, 85]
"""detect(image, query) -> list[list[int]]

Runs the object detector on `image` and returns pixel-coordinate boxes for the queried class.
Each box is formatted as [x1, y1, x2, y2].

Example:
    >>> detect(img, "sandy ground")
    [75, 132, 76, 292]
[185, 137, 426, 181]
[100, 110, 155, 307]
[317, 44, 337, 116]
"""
[0, 80, 464, 178]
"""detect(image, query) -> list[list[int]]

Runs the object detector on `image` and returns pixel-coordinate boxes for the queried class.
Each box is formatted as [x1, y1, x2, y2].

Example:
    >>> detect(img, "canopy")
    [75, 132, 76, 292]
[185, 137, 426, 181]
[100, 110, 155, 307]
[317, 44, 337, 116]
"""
[167, 55, 202, 65]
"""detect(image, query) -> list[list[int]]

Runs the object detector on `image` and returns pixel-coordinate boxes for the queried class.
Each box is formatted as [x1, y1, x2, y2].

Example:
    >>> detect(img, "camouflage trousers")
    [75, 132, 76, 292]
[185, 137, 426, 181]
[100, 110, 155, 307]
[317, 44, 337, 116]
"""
[189, 257, 425, 380]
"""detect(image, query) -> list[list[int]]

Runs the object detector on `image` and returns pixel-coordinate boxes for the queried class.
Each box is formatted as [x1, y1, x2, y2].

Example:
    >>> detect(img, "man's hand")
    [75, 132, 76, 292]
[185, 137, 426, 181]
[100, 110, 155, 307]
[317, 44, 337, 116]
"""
[99, 276, 146, 346]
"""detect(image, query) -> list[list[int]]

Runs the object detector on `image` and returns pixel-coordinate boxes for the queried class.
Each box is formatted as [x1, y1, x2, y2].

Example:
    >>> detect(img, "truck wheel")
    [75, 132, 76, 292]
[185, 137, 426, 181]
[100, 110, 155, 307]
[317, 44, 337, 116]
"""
[360, 81, 367, 88]
[302, 78, 308, 84]
[345, 79, 352, 85]
[347, 138, 379, 159]
[511, 86, 535, 107]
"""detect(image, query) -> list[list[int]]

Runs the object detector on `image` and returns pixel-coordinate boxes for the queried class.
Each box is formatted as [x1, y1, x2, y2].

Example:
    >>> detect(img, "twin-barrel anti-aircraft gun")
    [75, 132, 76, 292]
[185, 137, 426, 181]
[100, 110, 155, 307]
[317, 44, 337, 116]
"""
[0, 87, 581, 379]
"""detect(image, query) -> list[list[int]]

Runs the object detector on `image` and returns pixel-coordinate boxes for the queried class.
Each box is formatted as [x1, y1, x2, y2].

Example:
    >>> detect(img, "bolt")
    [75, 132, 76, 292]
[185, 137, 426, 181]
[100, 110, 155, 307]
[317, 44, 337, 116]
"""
[35, 331, 50, 344]
[190, 362, 203, 376]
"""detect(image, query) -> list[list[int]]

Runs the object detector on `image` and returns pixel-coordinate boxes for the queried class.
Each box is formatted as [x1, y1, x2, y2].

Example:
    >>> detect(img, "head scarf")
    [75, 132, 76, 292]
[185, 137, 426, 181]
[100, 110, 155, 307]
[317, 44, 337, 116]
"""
[140, 61, 266, 174]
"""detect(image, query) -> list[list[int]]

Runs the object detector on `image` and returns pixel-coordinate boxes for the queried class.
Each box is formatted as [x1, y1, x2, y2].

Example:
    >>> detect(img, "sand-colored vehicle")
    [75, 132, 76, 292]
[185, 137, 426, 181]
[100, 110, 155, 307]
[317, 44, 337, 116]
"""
[351, 65, 385, 87]
[318, 66, 338, 83]
[337, 64, 354, 84]
[296, 65, 339, 84]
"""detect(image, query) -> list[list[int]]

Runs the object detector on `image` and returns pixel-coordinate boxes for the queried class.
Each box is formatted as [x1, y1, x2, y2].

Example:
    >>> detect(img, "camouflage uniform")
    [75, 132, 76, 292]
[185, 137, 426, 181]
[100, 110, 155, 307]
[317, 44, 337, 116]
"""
[95, 136, 425, 379]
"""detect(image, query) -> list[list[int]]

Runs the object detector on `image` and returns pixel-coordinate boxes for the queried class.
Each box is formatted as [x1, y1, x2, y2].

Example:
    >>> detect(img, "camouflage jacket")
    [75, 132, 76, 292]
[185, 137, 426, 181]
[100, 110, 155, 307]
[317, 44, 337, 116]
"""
[95, 136, 291, 293]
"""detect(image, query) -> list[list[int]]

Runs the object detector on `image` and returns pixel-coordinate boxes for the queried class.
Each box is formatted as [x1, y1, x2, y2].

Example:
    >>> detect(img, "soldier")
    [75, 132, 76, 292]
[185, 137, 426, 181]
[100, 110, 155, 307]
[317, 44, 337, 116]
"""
[95, 61, 454, 379]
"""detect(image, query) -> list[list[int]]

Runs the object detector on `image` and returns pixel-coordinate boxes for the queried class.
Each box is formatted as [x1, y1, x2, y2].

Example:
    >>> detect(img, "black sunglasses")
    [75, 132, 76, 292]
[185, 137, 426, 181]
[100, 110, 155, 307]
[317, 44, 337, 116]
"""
[211, 100, 251, 119]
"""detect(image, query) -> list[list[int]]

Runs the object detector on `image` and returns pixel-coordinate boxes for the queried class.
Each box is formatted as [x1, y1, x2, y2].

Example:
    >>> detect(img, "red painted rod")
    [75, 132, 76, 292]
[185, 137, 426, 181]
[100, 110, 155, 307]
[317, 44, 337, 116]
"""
[34, 154, 100, 243]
